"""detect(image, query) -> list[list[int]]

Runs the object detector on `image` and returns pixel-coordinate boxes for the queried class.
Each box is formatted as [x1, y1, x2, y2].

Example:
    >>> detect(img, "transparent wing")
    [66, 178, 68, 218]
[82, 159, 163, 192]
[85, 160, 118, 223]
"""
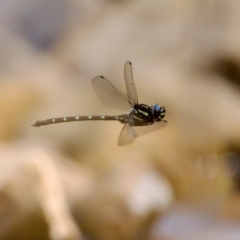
[133, 120, 167, 137]
[118, 123, 137, 146]
[92, 76, 130, 109]
[124, 61, 138, 106]
[118, 111, 137, 146]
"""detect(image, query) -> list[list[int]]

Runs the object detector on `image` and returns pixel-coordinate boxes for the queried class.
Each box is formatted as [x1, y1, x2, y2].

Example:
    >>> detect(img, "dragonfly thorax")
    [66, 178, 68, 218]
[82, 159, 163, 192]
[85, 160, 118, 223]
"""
[132, 104, 154, 126]
[151, 104, 166, 122]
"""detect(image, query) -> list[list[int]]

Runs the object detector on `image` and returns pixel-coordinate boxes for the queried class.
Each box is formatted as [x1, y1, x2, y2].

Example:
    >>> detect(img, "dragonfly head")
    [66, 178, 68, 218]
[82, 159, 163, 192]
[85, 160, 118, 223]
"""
[151, 104, 166, 122]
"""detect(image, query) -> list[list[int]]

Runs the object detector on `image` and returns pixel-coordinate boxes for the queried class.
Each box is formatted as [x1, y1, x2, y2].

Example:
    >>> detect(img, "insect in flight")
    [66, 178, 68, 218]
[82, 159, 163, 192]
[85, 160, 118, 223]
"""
[32, 61, 167, 145]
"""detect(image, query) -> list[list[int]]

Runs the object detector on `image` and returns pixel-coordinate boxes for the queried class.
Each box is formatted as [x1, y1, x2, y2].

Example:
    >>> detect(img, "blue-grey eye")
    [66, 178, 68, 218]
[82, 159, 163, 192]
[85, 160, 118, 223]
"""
[154, 104, 161, 111]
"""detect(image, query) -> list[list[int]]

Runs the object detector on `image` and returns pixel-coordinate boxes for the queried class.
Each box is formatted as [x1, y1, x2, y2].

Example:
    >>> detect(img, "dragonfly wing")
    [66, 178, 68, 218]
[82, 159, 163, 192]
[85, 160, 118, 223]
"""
[124, 61, 138, 106]
[133, 120, 167, 137]
[118, 123, 137, 146]
[92, 76, 130, 109]
[118, 112, 137, 146]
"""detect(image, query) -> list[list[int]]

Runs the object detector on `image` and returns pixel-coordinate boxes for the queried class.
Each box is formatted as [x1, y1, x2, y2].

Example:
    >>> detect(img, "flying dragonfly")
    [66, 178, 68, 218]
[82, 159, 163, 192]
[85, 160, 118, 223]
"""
[32, 61, 167, 145]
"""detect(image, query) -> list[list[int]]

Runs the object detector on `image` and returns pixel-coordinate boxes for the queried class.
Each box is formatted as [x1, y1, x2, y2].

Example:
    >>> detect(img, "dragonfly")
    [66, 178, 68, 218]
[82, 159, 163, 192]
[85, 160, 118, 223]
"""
[32, 61, 167, 145]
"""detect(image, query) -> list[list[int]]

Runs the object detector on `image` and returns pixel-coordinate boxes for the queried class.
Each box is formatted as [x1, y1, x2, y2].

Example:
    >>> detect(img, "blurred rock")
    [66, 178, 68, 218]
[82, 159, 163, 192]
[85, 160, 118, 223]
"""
[0, 0, 67, 49]
[76, 151, 173, 240]
[152, 204, 240, 240]
[0, 144, 173, 240]
[0, 145, 86, 240]
[0, 79, 39, 141]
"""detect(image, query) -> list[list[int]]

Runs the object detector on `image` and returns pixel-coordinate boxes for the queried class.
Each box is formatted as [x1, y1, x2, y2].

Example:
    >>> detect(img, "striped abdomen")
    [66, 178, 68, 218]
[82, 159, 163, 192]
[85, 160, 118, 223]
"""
[32, 114, 128, 127]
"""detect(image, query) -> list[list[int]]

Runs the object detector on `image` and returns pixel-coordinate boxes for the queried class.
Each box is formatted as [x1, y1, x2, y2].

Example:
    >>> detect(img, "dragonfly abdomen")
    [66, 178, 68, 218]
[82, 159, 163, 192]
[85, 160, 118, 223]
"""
[32, 114, 128, 127]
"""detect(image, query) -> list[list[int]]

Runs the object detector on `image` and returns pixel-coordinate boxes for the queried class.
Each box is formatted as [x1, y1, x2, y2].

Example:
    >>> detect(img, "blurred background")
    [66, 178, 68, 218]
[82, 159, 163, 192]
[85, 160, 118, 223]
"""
[0, 0, 240, 239]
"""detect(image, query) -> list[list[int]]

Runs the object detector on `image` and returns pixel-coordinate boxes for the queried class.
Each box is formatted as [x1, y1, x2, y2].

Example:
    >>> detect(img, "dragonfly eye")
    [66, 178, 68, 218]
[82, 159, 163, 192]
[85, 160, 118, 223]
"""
[152, 104, 165, 121]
